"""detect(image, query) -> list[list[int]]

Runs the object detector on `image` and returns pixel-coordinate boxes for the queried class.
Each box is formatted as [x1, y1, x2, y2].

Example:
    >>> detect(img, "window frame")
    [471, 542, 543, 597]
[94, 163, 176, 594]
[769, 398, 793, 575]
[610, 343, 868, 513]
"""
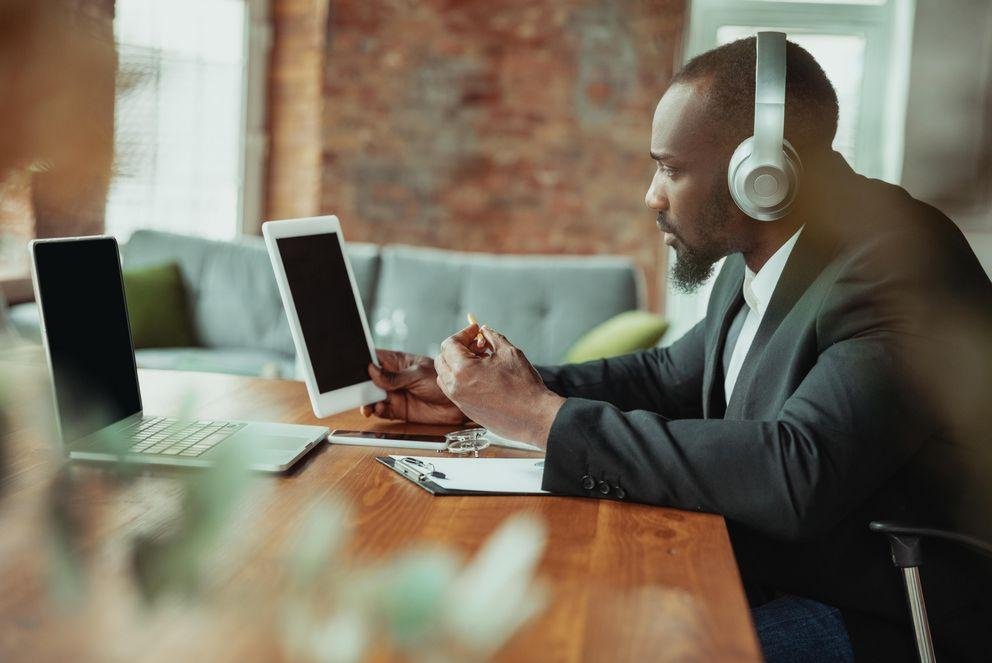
[240, 0, 272, 235]
[684, 0, 915, 183]
[108, 0, 270, 241]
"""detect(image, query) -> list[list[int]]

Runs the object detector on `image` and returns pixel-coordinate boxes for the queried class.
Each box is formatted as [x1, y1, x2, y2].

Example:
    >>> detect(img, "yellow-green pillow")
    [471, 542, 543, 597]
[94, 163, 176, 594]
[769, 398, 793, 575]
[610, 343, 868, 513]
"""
[563, 311, 668, 363]
[123, 263, 197, 349]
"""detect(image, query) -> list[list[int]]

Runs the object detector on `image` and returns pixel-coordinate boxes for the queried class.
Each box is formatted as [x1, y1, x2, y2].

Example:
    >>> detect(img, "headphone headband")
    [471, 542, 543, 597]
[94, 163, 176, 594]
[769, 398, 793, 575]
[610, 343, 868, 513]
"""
[753, 32, 786, 173]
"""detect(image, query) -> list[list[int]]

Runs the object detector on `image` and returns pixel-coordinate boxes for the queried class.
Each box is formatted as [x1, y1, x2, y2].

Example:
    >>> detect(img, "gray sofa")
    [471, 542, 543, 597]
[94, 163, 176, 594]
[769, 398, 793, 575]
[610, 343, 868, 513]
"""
[8, 230, 644, 377]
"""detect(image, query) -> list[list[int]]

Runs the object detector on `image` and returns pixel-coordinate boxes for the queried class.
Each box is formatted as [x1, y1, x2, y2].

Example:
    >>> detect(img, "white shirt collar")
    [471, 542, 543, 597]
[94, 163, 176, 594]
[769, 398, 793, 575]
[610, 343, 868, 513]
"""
[741, 226, 804, 317]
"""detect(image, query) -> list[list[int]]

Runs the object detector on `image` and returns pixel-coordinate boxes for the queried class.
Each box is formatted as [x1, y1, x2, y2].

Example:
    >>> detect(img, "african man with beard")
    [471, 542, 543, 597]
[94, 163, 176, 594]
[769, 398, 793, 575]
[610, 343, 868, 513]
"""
[362, 37, 992, 661]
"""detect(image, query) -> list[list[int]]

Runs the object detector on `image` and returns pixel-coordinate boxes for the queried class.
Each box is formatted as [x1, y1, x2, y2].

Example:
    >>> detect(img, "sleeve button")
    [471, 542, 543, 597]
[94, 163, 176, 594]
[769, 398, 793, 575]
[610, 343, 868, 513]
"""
[581, 475, 596, 490]
[597, 481, 611, 496]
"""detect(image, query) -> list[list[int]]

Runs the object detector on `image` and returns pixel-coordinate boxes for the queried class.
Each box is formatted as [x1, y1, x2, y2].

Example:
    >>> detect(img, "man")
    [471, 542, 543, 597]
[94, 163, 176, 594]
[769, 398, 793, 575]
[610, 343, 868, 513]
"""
[361, 38, 992, 661]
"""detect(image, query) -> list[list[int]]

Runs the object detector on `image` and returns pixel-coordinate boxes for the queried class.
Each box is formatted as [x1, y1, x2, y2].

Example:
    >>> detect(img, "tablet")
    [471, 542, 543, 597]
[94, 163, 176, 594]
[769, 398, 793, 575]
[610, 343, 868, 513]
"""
[263, 215, 385, 417]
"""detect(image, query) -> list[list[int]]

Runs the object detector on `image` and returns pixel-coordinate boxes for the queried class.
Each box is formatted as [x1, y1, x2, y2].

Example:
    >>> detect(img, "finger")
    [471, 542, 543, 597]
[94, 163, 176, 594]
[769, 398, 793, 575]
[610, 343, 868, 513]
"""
[372, 400, 392, 420]
[434, 352, 451, 381]
[450, 323, 481, 348]
[369, 362, 421, 391]
[469, 328, 489, 354]
[361, 404, 372, 418]
[434, 353, 455, 395]
[479, 325, 513, 353]
[454, 329, 488, 356]
[375, 348, 403, 371]
[469, 335, 489, 356]
[440, 333, 481, 369]
[372, 392, 407, 421]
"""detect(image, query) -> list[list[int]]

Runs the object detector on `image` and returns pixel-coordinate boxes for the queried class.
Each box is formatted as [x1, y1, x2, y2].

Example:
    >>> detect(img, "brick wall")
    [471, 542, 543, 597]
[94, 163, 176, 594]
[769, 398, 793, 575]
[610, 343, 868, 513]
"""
[268, 0, 687, 310]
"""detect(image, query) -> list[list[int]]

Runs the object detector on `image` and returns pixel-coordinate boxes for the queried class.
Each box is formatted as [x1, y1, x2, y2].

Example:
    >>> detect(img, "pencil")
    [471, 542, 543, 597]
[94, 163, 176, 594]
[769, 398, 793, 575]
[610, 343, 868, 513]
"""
[466, 313, 486, 349]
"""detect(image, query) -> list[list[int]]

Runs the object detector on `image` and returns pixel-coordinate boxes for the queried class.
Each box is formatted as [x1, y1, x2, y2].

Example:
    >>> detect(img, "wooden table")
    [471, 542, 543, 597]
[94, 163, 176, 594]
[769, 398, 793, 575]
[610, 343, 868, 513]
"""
[0, 368, 761, 662]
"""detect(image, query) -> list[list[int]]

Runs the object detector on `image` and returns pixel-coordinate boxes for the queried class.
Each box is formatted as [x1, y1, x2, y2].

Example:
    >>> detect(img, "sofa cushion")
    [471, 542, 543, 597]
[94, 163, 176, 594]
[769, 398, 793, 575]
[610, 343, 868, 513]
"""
[123, 230, 381, 356]
[563, 310, 669, 363]
[344, 241, 381, 317]
[371, 245, 642, 365]
[134, 347, 296, 378]
[7, 301, 41, 342]
[123, 262, 197, 349]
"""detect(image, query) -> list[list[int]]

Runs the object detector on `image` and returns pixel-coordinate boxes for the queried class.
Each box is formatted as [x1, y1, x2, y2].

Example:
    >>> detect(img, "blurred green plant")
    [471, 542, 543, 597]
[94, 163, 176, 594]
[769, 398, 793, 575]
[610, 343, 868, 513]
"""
[46, 465, 87, 606]
[0, 1, 553, 652]
[129, 446, 256, 604]
[0, 327, 549, 661]
[282, 502, 548, 663]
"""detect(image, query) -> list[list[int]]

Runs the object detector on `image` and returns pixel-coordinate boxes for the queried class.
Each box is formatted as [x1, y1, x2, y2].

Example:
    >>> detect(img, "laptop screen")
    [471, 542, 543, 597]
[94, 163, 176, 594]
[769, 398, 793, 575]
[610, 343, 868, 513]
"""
[33, 238, 142, 443]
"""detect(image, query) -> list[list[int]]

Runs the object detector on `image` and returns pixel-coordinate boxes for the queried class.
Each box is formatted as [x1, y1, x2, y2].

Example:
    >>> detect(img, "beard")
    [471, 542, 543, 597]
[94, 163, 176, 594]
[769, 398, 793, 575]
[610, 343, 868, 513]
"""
[663, 175, 736, 294]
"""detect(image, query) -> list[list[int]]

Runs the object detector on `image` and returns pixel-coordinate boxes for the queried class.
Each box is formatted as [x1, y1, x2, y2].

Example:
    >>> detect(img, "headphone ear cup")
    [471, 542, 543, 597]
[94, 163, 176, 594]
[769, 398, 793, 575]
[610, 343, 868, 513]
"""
[728, 137, 756, 215]
[727, 137, 802, 221]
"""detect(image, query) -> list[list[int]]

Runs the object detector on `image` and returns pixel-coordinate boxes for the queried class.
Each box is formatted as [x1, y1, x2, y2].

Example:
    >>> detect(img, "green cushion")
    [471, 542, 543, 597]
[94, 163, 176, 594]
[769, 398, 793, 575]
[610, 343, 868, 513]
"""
[563, 310, 668, 363]
[123, 262, 197, 349]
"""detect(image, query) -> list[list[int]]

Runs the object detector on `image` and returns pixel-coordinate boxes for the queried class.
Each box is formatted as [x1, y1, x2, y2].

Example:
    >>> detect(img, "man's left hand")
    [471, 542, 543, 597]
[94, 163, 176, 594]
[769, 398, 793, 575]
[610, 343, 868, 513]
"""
[434, 324, 565, 447]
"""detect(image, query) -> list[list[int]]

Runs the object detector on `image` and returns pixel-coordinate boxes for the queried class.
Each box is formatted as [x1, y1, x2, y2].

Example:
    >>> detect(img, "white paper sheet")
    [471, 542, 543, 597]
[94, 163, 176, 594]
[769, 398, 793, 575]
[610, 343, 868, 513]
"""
[390, 456, 549, 494]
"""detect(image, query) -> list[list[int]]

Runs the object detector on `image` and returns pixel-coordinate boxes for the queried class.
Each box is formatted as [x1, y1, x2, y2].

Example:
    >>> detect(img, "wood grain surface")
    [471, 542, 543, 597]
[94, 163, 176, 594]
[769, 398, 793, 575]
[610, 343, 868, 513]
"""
[0, 367, 761, 662]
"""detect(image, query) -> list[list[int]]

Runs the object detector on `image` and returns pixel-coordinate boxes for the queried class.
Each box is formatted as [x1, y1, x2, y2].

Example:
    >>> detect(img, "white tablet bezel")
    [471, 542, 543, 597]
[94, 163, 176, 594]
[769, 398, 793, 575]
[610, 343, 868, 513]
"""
[263, 215, 385, 418]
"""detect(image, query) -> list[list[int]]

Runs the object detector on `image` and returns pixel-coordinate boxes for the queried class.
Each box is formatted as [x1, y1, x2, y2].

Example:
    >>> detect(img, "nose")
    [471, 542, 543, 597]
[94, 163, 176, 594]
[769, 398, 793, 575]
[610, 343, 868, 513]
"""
[645, 169, 668, 211]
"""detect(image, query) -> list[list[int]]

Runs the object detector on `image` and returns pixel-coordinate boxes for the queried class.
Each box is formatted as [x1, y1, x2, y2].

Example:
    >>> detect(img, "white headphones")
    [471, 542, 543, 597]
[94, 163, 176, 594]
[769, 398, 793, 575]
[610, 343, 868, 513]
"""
[727, 31, 802, 221]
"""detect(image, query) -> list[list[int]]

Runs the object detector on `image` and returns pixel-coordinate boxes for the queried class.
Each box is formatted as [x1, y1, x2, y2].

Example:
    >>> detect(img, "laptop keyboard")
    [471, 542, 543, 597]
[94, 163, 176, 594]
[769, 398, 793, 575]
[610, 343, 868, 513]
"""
[122, 417, 246, 457]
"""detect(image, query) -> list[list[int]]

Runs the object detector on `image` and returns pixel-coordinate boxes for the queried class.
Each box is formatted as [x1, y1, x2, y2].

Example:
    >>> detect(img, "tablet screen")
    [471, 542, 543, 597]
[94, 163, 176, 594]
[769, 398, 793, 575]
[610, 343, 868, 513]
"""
[276, 233, 372, 393]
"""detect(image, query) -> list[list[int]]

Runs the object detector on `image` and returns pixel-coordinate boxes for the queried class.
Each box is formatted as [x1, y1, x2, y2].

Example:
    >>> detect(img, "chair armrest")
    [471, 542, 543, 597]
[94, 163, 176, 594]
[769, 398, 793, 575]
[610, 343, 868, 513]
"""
[870, 520, 992, 568]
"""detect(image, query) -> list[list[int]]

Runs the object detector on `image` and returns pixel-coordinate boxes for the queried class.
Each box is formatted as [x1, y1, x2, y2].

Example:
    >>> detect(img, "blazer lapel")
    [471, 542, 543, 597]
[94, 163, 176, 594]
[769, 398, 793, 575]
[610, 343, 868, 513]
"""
[702, 255, 745, 419]
[724, 224, 839, 418]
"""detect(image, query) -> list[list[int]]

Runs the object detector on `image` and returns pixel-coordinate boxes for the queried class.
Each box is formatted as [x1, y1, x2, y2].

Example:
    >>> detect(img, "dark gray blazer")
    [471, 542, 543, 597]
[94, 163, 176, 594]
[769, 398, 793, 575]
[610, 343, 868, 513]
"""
[537, 152, 992, 661]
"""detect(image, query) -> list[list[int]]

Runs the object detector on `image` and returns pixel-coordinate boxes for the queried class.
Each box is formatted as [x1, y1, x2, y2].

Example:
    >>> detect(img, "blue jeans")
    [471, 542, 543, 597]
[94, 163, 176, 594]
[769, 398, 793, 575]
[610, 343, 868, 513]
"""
[754, 596, 855, 662]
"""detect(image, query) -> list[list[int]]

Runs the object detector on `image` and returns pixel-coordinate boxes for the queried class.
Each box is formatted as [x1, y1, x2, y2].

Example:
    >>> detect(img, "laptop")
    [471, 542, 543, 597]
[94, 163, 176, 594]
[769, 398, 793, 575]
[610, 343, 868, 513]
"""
[30, 236, 328, 472]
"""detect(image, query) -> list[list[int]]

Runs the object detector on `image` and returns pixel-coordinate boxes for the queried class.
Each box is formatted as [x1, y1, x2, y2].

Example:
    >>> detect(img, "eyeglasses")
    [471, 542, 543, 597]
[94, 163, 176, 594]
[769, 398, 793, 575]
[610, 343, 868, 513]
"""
[441, 427, 491, 457]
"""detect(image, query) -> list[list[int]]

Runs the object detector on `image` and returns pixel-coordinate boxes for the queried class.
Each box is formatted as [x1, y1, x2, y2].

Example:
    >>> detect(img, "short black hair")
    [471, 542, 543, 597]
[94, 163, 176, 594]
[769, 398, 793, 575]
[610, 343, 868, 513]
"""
[671, 37, 839, 156]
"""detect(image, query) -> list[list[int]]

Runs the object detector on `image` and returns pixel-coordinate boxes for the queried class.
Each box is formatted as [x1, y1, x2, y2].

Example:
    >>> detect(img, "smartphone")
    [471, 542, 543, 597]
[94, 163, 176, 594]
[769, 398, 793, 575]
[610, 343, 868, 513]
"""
[328, 429, 447, 450]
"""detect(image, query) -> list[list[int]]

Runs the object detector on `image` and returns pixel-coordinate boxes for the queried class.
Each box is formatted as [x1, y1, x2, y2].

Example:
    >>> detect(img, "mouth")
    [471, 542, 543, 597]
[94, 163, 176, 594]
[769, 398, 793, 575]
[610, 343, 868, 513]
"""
[656, 216, 679, 247]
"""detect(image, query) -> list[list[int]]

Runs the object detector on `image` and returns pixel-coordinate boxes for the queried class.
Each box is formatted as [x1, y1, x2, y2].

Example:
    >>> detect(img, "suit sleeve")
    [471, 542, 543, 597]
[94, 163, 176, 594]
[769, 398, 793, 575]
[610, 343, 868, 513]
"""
[535, 318, 706, 421]
[541, 236, 942, 541]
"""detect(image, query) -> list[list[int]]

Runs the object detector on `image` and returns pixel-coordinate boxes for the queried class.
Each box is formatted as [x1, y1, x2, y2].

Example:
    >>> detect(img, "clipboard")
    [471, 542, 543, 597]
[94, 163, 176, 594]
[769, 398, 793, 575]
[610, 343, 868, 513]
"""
[376, 456, 549, 496]
[376, 456, 473, 495]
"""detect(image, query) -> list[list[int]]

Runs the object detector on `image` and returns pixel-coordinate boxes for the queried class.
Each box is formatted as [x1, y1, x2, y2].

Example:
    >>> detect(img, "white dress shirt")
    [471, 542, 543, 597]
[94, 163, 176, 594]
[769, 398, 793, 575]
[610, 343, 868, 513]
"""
[724, 227, 804, 404]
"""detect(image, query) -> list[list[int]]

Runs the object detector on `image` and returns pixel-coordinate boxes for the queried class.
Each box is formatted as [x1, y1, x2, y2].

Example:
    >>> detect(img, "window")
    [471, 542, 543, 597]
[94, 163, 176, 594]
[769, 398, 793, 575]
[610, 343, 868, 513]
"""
[107, 0, 269, 242]
[664, 0, 915, 342]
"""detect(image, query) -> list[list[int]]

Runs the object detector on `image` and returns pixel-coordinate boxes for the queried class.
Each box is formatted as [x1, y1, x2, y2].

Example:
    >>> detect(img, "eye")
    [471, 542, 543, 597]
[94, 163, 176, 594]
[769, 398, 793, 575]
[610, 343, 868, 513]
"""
[658, 163, 678, 178]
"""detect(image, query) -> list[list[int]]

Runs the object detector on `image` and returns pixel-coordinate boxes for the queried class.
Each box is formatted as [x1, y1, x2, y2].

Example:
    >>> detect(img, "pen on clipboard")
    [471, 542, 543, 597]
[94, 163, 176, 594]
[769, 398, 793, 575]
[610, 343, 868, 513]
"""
[466, 313, 488, 351]
[392, 459, 425, 484]
[396, 457, 447, 481]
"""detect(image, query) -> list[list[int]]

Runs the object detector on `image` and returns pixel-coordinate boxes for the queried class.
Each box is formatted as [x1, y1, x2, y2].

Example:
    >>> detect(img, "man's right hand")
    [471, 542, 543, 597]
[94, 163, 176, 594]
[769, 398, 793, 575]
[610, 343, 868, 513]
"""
[361, 349, 469, 425]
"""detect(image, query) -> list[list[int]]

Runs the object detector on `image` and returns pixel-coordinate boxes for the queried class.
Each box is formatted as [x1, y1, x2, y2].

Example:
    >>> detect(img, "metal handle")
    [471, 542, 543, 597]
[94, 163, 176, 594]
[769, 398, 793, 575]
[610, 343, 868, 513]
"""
[903, 567, 936, 663]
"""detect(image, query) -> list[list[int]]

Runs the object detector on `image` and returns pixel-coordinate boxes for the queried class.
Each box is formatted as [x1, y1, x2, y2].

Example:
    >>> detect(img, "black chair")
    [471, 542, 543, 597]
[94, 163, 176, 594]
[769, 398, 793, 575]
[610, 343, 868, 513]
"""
[870, 521, 992, 662]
